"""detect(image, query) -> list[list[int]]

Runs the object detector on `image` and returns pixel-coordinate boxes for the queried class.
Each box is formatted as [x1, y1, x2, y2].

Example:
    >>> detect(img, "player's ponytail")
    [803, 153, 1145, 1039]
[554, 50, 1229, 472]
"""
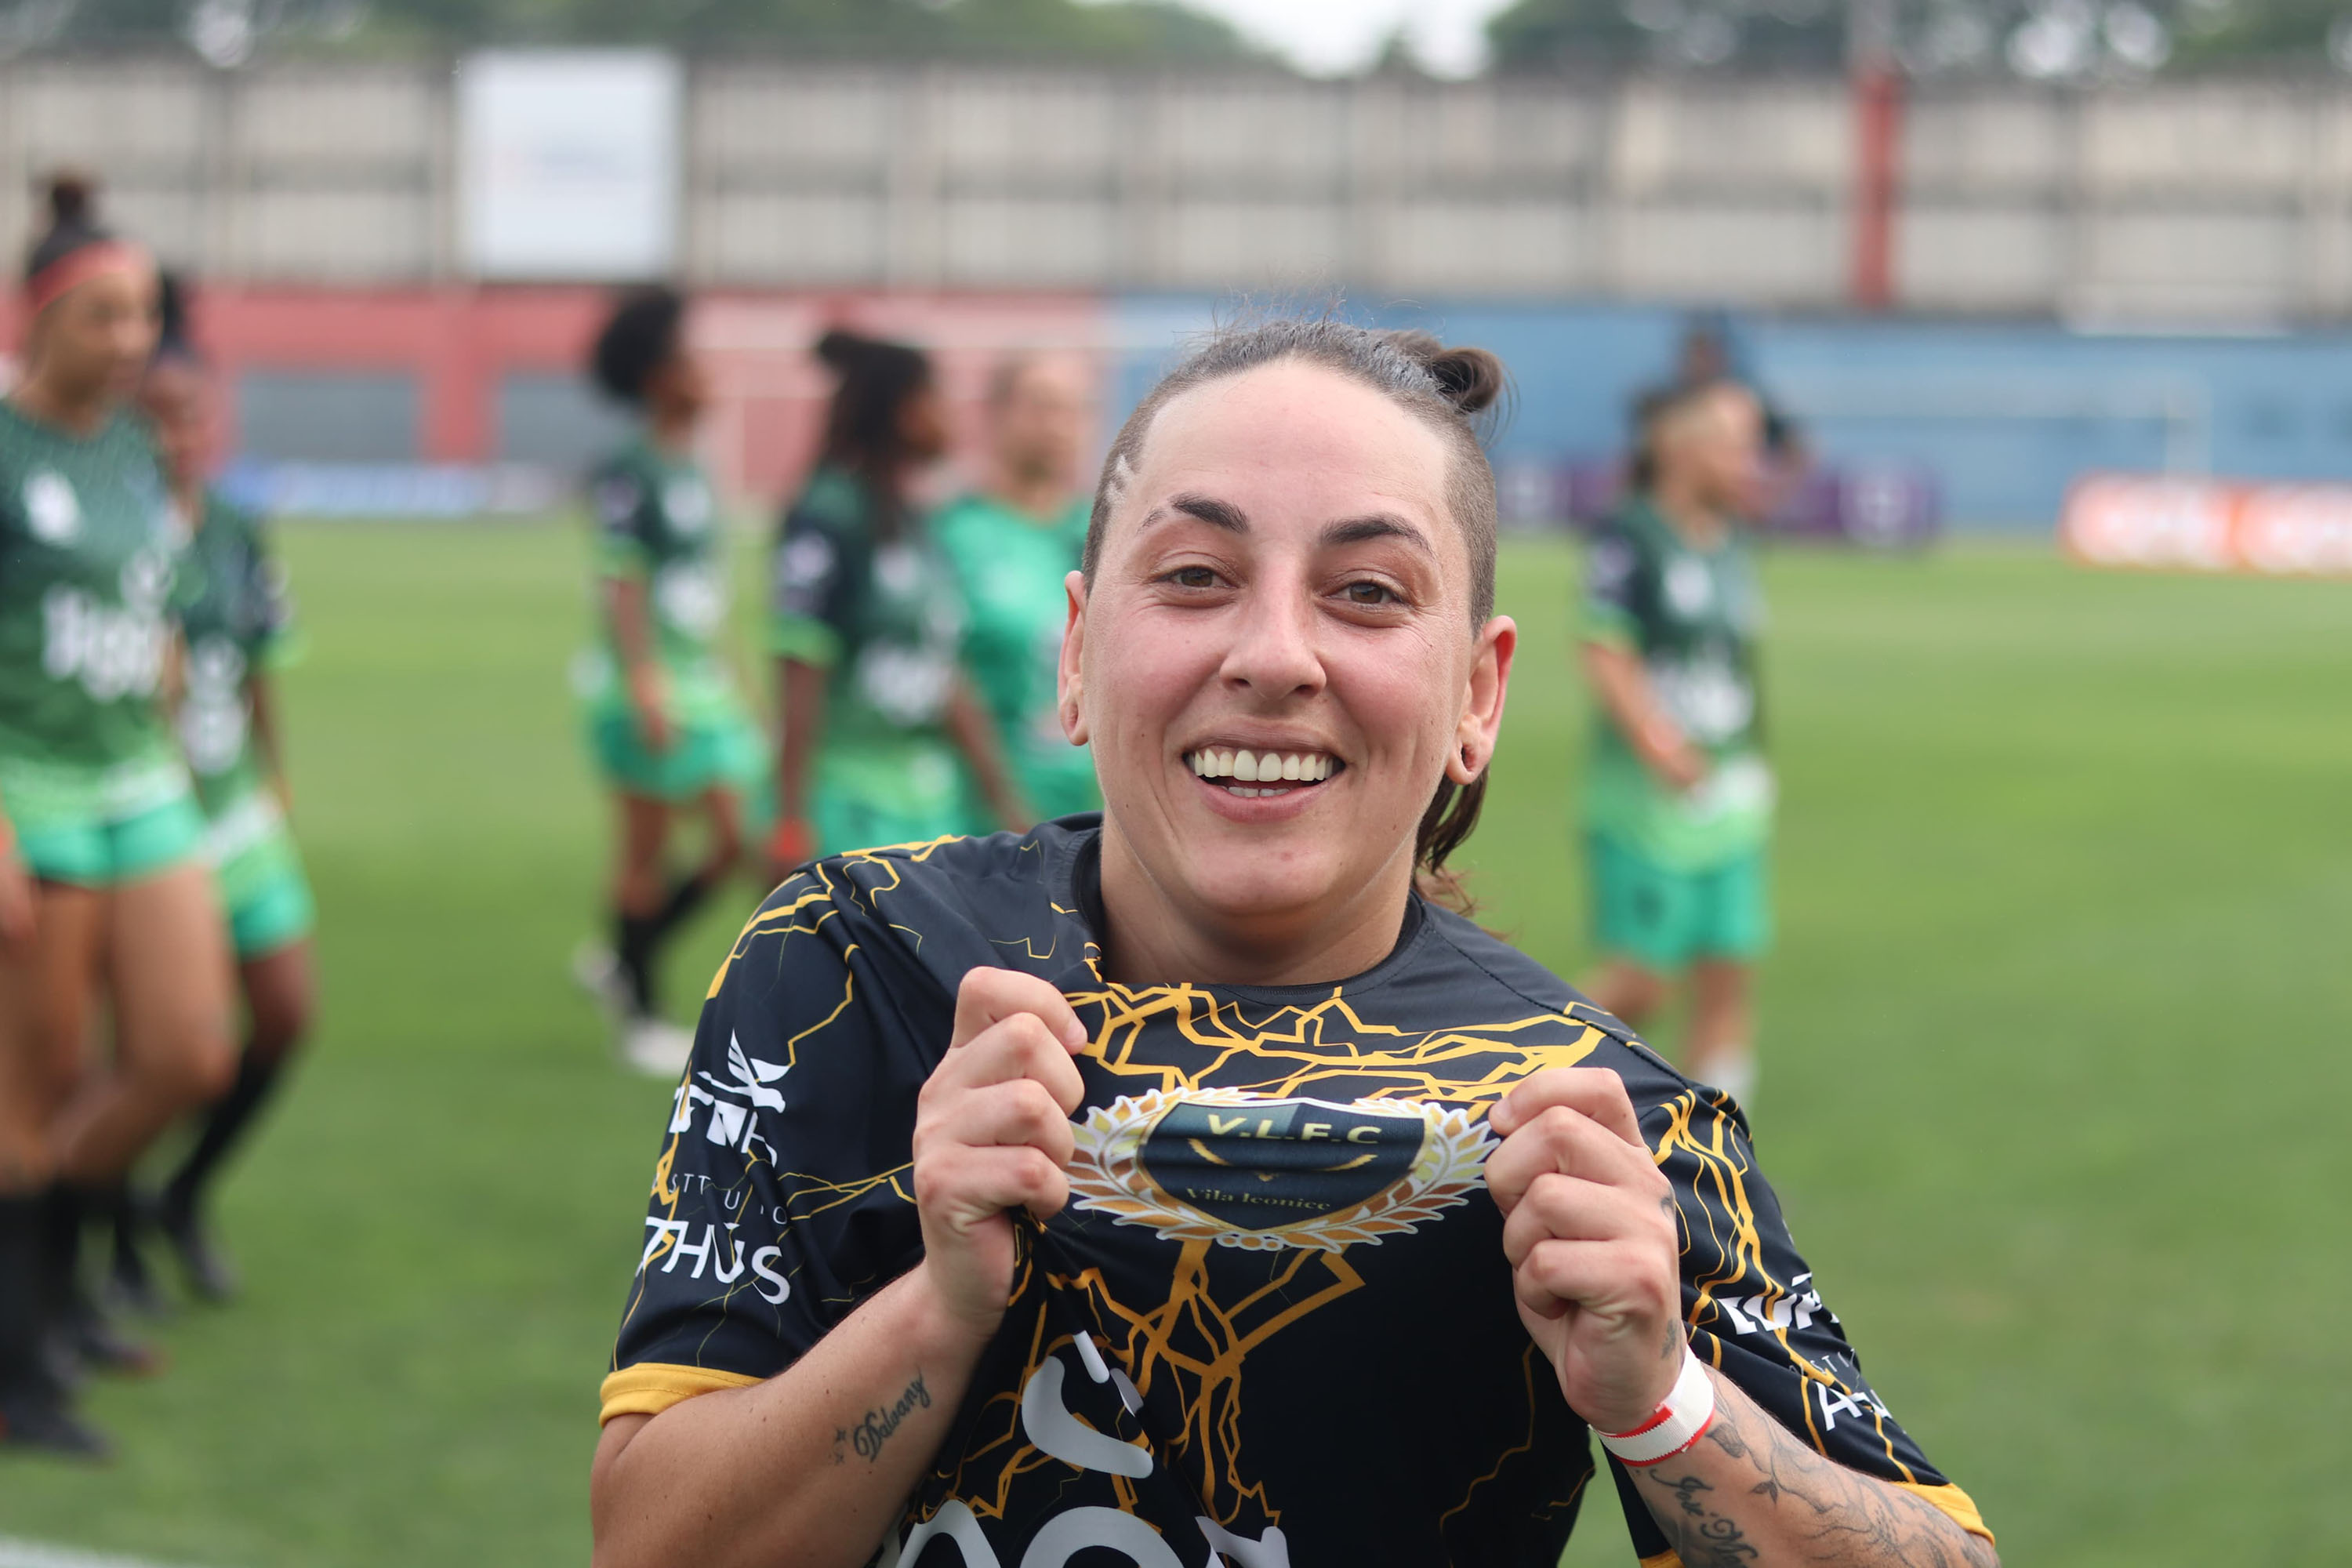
[811, 327, 935, 542]
[1414, 766, 1487, 912]
[46, 172, 93, 230]
[24, 167, 117, 292]
[1382, 330, 1507, 421]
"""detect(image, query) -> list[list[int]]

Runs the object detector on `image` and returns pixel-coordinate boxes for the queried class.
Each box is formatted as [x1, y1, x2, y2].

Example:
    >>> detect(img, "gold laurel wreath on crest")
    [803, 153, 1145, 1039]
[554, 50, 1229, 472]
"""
[1065, 1087, 1498, 1253]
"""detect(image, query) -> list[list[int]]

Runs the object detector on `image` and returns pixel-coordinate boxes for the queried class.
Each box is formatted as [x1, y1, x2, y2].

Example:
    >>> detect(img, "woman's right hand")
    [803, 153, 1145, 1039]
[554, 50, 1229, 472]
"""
[1639, 717, 1709, 794]
[629, 666, 673, 753]
[911, 967, 1091, 1338]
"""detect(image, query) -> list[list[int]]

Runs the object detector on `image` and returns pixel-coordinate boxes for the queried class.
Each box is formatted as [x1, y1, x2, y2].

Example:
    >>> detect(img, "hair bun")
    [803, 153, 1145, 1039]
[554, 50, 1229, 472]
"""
[1421, 346, 1505, 416]
[1380, 329, 1506, 416]
[46, 172, 94, 229]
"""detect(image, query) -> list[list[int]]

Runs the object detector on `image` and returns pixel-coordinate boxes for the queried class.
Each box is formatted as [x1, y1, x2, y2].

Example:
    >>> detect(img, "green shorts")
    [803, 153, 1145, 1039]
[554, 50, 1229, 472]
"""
[17, 793, 207, 887]
[813, 742, 975, 855]
[1589, 833, 1772, 972]
[203, 790, 315, 959]
[3, 750, 207, 887]
[588, 700, 766, 806]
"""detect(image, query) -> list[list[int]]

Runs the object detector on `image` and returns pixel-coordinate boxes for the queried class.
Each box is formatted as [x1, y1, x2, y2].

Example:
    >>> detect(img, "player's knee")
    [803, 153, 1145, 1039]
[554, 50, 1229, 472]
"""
[186, 1042, 240, 1105]
[249, 994, 311, 1065]
[25, 1011, 92, 1085]
[246, 964, 316, 1064]
[144, 1020, 240, 1106]
[1595, 967, 1669, 1023]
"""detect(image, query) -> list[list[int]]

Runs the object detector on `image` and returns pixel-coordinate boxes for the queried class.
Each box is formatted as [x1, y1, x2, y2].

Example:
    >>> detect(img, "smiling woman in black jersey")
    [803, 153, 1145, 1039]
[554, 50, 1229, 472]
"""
[589, 321, 1997, 1568]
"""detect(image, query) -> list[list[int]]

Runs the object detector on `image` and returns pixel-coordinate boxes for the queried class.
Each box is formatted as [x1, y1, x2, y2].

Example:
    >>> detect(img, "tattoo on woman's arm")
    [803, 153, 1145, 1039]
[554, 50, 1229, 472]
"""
[1632, 1388, 1996, 1568]
[847, 1371, 934, 1465]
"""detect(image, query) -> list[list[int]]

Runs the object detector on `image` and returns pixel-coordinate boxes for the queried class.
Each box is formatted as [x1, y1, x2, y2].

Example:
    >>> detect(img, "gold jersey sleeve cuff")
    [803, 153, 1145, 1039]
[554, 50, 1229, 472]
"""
[1896, 1480, 1994, 1544]
[599, 1362, 764, 1425]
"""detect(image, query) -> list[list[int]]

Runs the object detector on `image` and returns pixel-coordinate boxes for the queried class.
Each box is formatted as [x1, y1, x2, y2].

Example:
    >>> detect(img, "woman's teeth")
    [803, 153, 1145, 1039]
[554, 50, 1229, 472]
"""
[1185, 748, 1338, 791]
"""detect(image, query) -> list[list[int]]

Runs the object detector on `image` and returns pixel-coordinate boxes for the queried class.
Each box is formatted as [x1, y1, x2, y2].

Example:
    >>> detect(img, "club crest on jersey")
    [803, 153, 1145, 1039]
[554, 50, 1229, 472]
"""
[663, 474, 712, 533]
[24, 470, 80, 543]
[1067, 1088, 1494, 1252]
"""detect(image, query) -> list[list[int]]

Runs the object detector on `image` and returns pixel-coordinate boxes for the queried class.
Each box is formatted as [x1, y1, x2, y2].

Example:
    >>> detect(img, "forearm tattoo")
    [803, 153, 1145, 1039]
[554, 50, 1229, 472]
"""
[1631, 1384, 1997, 1568]
[836, 1371, 933, 1467]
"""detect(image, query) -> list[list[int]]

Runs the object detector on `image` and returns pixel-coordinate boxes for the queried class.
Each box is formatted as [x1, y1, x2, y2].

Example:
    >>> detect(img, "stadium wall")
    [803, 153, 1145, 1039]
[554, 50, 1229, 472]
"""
[9, 55, 2352, 321]
[9, 284, 2352, 527]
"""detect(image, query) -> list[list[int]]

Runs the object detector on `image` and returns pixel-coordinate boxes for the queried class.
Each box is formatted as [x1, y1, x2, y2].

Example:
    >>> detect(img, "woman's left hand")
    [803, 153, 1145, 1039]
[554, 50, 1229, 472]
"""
[1486, 1068, 1685, 1436]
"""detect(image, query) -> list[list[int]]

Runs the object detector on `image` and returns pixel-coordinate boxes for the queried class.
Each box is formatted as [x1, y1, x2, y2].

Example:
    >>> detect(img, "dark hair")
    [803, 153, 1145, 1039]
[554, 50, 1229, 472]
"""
[26, 170, 111, 285]
[589, 285, 685, 406]
[1627, 376, 1739, 495]
[814, 328, 935, 539]
[1080, 317, 1509, 890]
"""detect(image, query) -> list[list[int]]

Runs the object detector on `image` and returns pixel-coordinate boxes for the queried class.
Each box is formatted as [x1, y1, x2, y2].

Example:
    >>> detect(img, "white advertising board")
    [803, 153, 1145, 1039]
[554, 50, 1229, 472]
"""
[458, 50, 681, 281]
[2063, 474, 2352, 577]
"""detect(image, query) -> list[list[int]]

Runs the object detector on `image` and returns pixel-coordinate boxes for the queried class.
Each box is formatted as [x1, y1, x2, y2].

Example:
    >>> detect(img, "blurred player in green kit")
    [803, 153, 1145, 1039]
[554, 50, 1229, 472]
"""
[574, 287, 761, 1078]
[1578, 379, 1772, 1102]
[104, 279, 316, 1309]
[0, 178, 235, 1457]
[764, 330, 1026, 877]
[933, 352, 1099, 824]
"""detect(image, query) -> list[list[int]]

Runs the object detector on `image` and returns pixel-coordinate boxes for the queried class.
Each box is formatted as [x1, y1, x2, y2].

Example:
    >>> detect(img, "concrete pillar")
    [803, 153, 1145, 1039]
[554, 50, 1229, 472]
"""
[1346, 74, 1402, 296]
[2299, 87, 2352, 320]
[884, 64, 944, 289]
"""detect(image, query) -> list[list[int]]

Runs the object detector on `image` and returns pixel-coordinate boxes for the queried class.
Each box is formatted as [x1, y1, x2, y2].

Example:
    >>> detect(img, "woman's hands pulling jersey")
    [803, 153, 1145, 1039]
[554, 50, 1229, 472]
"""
[1486, 1066, 1686, 1435]
[909, 967, 1090, 1337]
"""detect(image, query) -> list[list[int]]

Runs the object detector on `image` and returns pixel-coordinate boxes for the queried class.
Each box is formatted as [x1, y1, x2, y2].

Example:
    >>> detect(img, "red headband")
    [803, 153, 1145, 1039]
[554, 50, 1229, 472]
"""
[25, 240, 150, 316]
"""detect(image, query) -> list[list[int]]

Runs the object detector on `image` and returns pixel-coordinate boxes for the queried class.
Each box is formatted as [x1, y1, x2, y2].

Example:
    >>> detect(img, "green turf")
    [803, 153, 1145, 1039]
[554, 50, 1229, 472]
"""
[2, 523, 2344, 1566]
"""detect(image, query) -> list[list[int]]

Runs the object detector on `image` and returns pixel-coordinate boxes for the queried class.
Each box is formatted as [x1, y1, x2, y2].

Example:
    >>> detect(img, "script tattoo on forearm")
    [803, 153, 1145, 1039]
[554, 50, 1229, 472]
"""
[1632, 1380, 1998, 1568]
[848, 1372, 933, 1465]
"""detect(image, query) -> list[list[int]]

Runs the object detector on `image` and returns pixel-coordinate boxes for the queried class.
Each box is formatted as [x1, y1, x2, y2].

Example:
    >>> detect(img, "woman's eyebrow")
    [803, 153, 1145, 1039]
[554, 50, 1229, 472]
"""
[1322, 514, 1433, 555]
[1144, 493, 1250, 534]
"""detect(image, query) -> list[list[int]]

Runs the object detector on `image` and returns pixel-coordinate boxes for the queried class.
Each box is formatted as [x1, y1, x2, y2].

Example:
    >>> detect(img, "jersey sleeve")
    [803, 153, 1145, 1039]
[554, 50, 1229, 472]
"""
[1613, 1087, 1992, 1552]
[766, 502, 853, 667]
[599, 870, 937, 1425]
[589, 462, 659, 578]
[1580, 519, 1646, 652]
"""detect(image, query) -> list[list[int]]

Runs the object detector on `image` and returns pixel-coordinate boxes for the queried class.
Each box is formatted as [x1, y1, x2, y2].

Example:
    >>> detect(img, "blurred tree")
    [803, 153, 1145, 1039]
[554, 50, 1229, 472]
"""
[1485, 0, 1844, 71]
[1486, 0, 2352, 75]
[2165, 0, 2352, 70]
[0, 0, 1270, 64]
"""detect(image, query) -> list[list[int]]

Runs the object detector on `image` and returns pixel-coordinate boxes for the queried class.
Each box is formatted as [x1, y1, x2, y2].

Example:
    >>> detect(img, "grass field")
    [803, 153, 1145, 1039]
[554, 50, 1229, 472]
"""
[2, 522, 2346, 1566]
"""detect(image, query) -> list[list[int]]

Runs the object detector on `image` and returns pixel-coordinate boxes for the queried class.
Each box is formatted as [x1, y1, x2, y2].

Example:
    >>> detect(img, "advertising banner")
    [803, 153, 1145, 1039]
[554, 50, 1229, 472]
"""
[458, 50, 681, 281]
[1548, 459, 1941, 548]
[2063, 474, 2352, 577]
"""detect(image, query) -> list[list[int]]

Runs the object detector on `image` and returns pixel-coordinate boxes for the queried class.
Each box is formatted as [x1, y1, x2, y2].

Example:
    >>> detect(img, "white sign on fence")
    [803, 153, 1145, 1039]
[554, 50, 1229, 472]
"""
[457, 49, 681, 281]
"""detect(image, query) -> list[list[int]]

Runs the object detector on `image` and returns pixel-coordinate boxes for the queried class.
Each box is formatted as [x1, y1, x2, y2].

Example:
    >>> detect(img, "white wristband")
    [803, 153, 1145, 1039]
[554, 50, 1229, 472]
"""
[1597, 1343, 1717, 1467]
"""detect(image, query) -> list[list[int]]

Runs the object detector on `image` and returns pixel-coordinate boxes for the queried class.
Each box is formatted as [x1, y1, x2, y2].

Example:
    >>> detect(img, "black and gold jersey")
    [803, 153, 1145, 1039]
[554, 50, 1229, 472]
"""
[603, 820, 1987, 1566]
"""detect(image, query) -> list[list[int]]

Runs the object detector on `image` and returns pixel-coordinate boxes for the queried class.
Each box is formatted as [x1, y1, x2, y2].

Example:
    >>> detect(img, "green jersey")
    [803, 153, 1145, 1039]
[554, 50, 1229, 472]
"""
[176, 492, 296, 816]
[0, 401, 189, 818]
[586, 437, 735, 724]
[932, 492, 1096, 820]
[1580, 497, 1772, 869]
[768, 466, 971, 840]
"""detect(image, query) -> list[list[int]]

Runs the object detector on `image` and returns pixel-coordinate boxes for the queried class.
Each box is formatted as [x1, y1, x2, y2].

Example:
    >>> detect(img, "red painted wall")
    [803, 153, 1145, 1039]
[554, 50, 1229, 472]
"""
[5, 285, 1114, 506]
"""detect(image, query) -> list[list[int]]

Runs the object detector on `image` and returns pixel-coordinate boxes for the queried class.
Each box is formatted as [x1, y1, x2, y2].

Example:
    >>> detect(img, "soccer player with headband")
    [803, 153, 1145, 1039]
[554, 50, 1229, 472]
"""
[0, 176, 237, 1458]
[590, 319, 1997, 1567]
